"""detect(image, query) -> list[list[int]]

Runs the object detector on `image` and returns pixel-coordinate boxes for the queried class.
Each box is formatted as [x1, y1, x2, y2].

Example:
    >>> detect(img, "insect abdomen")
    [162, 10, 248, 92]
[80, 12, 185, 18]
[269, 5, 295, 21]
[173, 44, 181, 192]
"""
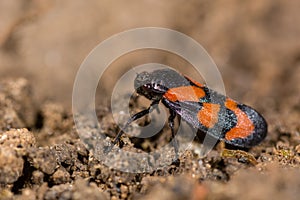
[163, 85, 267, 148]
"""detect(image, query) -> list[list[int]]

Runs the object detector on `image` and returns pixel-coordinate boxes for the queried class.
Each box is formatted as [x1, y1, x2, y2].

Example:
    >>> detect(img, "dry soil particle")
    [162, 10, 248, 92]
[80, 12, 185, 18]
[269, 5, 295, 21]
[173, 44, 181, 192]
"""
[0, 78, 36, 130]
[34, 102, 77, 147]
[206, 164, 300, 200]
[27, 147, 57, 175]
[0, 128, 35, 184]
[0, 146, 24, 184]
[136, 176, 198, 200]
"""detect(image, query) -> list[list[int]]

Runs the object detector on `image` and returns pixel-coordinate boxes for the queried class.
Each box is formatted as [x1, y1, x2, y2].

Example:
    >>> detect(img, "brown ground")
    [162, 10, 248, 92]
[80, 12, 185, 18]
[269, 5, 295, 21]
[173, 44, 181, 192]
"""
[0, 0, 300, 200]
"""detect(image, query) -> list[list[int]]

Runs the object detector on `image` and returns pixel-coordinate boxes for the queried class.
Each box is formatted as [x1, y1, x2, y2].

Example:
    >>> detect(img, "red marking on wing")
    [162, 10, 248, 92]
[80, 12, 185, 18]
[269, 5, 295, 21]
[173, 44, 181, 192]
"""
[224, 99, 255, 140]
[197, 103, 220, 128]
[164, 86, 206, 102]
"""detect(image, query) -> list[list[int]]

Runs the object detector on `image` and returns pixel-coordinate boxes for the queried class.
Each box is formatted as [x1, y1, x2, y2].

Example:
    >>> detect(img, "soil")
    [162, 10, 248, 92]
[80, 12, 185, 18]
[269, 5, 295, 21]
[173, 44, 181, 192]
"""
[0, 1, 300, 200]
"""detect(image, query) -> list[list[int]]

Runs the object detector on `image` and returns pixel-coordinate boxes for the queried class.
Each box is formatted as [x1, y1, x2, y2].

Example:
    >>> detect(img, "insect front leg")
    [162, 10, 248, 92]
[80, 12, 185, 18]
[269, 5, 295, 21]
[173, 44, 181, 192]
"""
[104, 100, 160, 153]
[168, 109, 179, 162]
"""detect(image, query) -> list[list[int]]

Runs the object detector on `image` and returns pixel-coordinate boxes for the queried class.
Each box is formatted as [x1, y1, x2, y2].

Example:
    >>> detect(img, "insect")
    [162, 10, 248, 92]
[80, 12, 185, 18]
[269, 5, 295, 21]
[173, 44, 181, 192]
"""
[105, 68, 267, 157]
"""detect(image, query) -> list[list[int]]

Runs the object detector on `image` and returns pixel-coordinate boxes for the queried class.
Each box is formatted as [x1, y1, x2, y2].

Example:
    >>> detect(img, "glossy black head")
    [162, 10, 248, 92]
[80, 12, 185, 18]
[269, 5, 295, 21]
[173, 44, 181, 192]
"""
[134, 71, 167, 101]
[134, 68, 191, 101]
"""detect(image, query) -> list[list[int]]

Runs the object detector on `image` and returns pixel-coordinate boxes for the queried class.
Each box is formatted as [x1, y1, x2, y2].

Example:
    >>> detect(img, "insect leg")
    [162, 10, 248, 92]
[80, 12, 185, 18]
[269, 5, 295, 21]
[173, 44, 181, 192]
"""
[104, 100, 160, 153]
[168, 109, 179, 161]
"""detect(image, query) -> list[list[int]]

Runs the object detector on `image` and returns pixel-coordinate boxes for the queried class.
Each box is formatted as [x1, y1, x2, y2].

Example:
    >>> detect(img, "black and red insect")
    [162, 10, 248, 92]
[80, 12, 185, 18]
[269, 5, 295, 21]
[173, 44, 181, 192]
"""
[106, 68, 267, 156]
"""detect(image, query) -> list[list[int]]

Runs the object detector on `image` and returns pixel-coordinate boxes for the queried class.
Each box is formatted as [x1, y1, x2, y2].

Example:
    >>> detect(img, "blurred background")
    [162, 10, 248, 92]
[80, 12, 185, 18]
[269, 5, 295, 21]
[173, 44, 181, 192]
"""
[0, 0, 299, 112]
